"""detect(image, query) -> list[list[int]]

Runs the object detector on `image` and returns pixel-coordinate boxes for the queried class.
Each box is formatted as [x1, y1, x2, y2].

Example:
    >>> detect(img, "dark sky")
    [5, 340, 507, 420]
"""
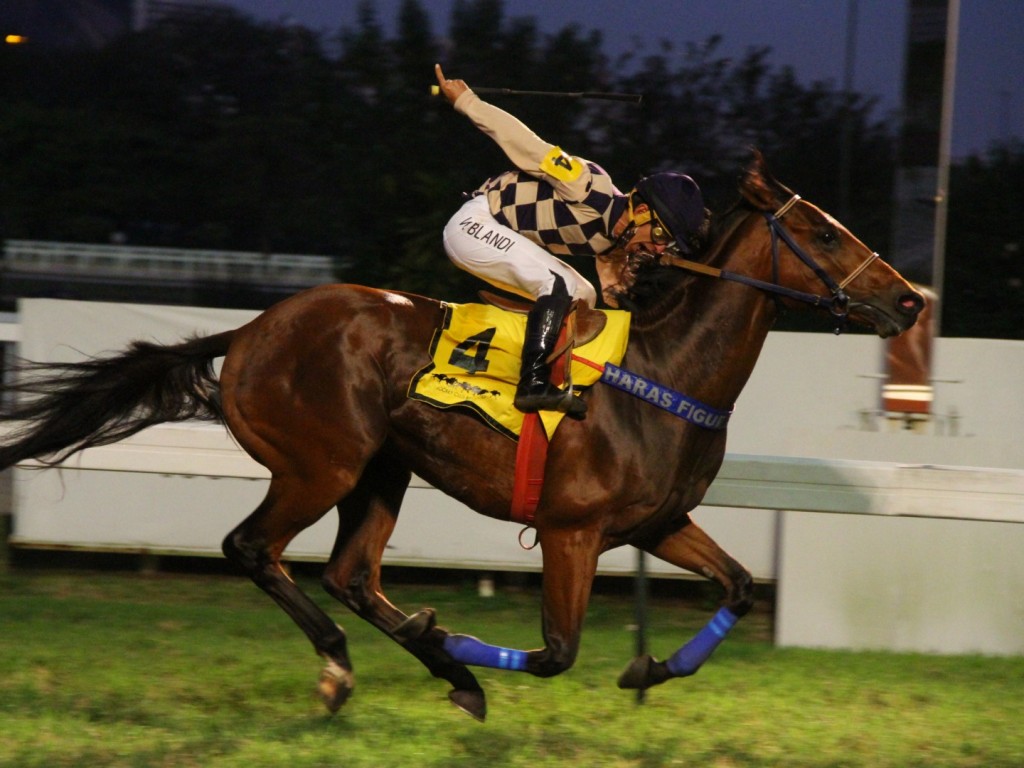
[226, 0, 1024, 159]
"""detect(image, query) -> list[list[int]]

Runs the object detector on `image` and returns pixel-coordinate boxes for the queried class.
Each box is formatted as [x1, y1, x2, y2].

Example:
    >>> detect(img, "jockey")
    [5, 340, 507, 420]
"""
[435, 64, 707, 419]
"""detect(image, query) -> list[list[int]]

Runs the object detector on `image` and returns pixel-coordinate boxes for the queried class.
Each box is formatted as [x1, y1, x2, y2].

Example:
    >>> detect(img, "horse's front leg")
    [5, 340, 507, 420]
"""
[398, 527, 600, 681]
[618, 520, 754, 691]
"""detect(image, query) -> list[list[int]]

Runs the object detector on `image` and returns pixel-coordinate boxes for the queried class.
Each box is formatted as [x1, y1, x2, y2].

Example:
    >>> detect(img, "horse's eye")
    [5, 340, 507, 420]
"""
[819, 229, 838, 246]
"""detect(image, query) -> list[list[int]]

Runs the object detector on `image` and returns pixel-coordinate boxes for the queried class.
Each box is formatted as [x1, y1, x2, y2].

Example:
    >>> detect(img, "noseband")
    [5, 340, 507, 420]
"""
[764, 195, 880, 322]
[662, 194, 880, 334]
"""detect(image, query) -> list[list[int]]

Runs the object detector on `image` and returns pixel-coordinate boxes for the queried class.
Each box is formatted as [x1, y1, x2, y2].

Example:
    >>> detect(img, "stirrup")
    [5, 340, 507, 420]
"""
[514, 386, 587, 419]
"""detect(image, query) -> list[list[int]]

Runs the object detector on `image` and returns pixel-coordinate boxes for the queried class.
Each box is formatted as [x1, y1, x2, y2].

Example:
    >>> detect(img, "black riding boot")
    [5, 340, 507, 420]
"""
[514, 291, 587, 419]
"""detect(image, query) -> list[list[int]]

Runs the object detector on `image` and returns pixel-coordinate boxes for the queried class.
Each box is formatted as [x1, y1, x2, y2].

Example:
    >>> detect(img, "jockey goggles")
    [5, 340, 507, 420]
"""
[625, 194, 676, 248]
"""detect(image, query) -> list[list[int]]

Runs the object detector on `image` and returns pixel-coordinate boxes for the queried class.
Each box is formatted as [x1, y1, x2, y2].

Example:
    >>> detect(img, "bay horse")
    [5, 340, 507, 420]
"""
[0, 154, 924, 721]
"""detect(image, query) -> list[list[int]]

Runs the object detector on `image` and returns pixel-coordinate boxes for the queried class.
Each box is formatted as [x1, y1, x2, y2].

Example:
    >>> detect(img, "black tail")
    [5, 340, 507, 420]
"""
[0, 330, 235, 469]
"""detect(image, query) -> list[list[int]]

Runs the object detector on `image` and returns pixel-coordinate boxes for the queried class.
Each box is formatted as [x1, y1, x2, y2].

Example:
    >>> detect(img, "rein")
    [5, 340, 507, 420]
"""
[560, 194, 878, 435]
[662, 195, 880, 334]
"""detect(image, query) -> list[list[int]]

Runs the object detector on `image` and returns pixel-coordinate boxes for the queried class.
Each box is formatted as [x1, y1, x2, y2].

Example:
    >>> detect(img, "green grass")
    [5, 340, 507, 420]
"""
[1, 567, 1022, 768]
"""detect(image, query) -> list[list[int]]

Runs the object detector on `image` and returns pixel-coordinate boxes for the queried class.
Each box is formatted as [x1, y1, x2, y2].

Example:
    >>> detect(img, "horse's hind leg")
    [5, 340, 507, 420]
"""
[222, 478, 356, 712]
[618, 520, 754, 691]
[320, 455, 486, 720]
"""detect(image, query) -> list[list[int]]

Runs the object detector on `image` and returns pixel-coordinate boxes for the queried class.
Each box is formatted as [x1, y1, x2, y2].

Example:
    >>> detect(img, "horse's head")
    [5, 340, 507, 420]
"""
[737, 151, 925, 337]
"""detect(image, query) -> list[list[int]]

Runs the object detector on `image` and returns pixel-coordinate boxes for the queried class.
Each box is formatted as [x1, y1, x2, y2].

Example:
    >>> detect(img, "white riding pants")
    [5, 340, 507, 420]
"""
[442, 195, 597, 307]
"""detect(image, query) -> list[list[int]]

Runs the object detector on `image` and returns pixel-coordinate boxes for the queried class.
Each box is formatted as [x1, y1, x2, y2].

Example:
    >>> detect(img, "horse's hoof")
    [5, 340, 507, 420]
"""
[318, 660, 354, 713]
[394, 608, 437, 642]
[448, 688, 487, 722]
[618, 653, 672, 690]
[617, 654, 652, 689]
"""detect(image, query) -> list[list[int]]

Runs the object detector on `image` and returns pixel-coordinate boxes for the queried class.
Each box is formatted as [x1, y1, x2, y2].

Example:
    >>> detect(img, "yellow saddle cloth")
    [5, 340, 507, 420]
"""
[408, 303, 630, 440]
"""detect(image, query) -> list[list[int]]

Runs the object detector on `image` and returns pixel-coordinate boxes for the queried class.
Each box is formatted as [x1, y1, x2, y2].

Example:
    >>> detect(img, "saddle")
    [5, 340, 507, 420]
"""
[408, 295, 630, 527]
[478, 292, 608, 526]
[478, 290, 608, 354]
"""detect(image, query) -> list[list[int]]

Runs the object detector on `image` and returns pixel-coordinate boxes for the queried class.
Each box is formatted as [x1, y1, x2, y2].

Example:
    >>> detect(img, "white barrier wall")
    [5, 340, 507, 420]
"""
[5, 299, 1024, 656]
[9, 425, 776, 579]
[12, 427, 1024, 656]
[776, 511, 1024, 656]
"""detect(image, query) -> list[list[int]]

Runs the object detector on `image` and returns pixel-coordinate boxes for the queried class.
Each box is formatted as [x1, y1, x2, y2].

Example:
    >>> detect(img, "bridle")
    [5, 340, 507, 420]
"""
[660, 194, 880, 333]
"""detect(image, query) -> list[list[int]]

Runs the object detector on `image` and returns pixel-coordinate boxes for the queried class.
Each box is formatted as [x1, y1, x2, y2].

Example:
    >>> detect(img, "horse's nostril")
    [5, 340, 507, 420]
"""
[898, 292, 925, 316]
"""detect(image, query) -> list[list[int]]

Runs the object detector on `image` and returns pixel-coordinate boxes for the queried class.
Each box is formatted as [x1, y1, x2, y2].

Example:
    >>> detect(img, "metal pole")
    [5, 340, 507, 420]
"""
[931, 0, 960, 335]
[839, 0, 859, 221]
[634, 547, 649, 704]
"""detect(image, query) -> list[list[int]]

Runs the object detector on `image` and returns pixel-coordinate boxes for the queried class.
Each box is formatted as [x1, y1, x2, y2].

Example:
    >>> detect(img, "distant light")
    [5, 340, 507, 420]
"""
[5, 34, 28, 45]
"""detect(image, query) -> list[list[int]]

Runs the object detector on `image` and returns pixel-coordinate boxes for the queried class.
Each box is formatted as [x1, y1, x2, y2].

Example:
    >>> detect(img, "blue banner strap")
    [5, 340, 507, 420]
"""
[598, 362, 732, 430]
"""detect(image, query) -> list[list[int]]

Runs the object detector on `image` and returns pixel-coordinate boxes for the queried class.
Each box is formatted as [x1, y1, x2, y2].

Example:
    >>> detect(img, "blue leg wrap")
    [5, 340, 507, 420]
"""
[665, 607, 739, 677]
[443, 634, 528, 671]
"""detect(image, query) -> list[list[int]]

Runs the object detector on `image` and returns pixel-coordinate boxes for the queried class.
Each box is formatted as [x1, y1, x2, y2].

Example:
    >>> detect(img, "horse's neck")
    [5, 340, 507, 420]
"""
[630, 215, 777, 410]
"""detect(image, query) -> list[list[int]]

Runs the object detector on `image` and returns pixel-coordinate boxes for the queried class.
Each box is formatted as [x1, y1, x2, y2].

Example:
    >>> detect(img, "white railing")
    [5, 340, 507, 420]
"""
[9, 424, 1024, 657]
[14, 424, 1024, 524]
[5, 295, 1024, 658]
[2, 240, 336, 287]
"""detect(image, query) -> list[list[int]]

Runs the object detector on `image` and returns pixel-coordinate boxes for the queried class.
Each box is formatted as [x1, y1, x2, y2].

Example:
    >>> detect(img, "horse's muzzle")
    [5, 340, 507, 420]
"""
[897, 290, 927, 319]
[849, 287, 926, 338]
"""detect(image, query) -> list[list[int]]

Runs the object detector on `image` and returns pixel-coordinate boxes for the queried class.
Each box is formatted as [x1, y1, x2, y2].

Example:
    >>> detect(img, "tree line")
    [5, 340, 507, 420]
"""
[0, 0, 1019, 337]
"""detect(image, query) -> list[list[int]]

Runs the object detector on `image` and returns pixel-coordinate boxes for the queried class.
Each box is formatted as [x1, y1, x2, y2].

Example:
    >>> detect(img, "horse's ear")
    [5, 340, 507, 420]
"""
[739, 148, 780, 210]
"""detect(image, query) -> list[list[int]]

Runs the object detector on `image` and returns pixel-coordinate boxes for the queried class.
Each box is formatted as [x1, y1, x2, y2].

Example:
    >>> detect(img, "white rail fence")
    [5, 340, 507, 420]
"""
[4, 298, 1023, 656]
[9, 424, 1024, 658]
[2, 240, 336, 287]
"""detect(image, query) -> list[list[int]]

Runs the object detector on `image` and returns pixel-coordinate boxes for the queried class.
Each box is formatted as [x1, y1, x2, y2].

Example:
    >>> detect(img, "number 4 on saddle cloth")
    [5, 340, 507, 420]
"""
[407, 298, 631, 525]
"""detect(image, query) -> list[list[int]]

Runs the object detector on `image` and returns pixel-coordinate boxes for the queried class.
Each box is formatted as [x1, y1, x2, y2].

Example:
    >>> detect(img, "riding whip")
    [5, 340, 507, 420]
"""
[430, 84, 642, 104]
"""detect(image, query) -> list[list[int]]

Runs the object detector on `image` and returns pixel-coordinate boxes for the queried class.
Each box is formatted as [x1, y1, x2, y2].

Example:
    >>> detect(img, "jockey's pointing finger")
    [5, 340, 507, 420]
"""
[434, 63, 468, 106]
